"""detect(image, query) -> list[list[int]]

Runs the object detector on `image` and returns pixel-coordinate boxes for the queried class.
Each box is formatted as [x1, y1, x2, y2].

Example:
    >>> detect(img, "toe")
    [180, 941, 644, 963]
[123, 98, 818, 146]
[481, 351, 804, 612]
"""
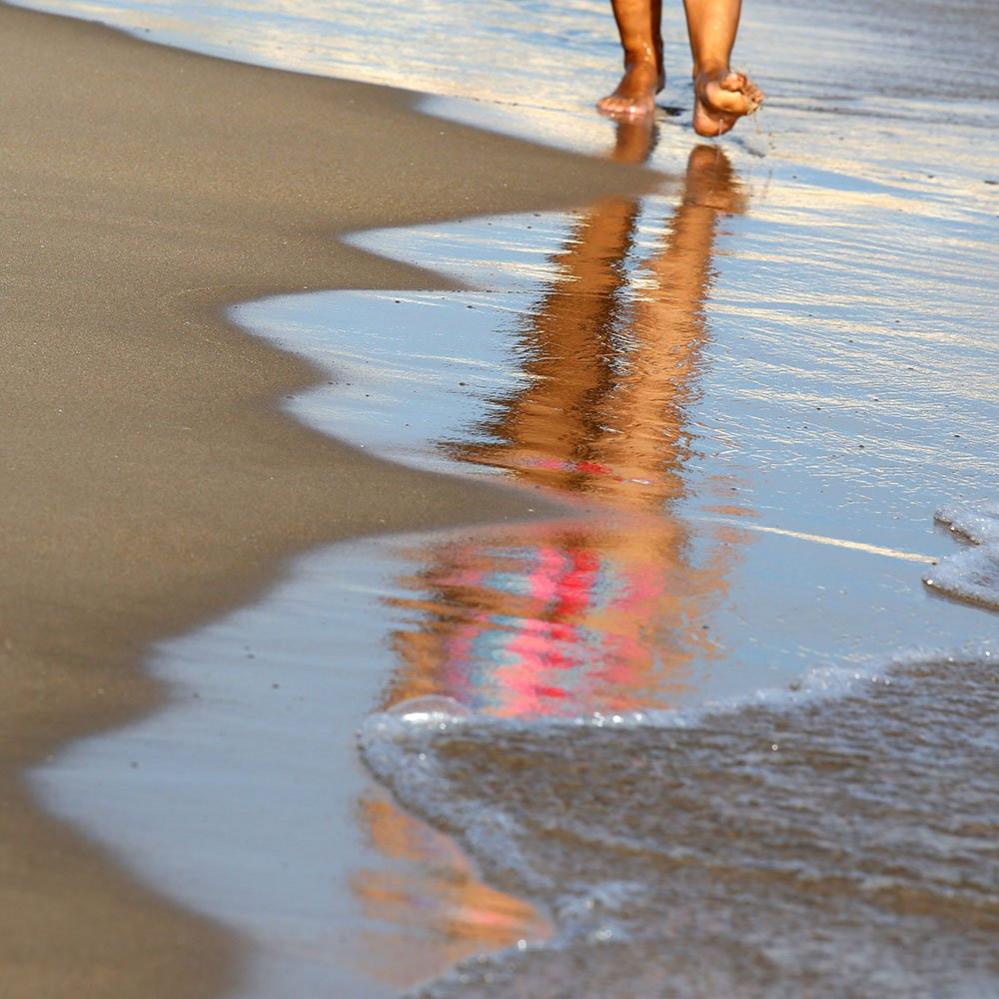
[704, 80, 751, 115]
[720, 71, 747, 92]
[597, 95, 624, 113]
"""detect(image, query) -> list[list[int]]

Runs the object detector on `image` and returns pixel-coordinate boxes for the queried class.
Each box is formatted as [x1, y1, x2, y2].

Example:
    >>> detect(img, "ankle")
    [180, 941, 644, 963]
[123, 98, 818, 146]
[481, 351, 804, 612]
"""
[623, 45, 661, 73]
[693, 59, 729, 80]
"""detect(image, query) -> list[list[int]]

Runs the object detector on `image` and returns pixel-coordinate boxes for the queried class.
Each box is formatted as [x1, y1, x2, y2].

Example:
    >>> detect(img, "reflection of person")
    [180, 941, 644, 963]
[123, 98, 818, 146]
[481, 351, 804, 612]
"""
[379, 127, 749, 719]
[351, 789, 546, 989]
[354, 132, 749, 976]
[451, 126, 745, 515]
[597, 0, 763, 135]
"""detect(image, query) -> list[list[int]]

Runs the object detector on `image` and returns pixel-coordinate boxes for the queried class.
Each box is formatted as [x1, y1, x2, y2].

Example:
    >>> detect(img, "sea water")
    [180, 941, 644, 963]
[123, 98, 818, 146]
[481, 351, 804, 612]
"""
[22, 0, 999, 994]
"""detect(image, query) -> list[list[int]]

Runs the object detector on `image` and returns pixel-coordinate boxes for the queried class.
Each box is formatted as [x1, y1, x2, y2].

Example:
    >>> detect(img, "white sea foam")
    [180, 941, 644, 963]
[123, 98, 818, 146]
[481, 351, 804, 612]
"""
[925, 503, 999, 610]
[360, 641, 999, 998]
[362, 639, 993, 744]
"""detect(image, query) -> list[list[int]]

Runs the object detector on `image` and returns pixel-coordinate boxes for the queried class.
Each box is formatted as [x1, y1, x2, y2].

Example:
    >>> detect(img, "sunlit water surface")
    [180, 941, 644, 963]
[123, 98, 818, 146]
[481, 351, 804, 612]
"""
[22, 0, 999, 996]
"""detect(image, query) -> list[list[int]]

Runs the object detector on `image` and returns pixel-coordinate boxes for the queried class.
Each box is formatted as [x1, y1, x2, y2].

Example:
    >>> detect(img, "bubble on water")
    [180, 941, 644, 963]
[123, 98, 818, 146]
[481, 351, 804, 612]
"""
[386, 694, 473, 725]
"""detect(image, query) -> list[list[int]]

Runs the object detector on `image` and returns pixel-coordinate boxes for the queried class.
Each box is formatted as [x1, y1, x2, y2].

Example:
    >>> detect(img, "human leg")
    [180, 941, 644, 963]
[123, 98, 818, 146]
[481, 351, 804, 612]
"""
[597, 0, 664, 120]
[682, 0, 763, 135]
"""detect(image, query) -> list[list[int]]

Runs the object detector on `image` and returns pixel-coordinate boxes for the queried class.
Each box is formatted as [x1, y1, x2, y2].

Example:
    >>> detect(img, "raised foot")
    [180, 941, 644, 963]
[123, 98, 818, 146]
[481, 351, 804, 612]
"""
[693, 68, 763, 137]
[597, 61, 664, 121]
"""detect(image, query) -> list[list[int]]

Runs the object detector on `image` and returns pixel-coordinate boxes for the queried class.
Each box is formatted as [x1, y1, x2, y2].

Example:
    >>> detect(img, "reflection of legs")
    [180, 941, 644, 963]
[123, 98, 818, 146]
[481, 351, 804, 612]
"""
[649, 144, 743, 303]
[597, 0, 664, 120]
[476, 195, 637, 480]
[461, 122, 657, 486]
[611, 117, 659, 165]
[683, 0, 763, 136]
[595, 146, 742, 493]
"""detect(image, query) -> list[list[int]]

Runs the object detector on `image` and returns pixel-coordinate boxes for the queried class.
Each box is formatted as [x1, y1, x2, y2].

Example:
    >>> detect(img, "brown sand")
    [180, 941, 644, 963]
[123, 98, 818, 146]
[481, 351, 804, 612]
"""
[0, 5, 658, 996]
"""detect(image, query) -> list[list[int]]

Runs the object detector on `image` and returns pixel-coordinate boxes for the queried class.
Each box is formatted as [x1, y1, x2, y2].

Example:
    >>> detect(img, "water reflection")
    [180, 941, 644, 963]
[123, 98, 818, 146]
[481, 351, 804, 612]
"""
[354, 126, 752, 977]
[351, 786, 549, 990]
[446, 128, 744, 510]
[381, 127, 750, 720]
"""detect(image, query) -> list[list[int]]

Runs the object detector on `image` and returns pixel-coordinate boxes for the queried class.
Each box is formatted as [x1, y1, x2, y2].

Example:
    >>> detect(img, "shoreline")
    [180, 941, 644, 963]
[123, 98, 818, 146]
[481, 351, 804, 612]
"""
[0, 4, 660, 996]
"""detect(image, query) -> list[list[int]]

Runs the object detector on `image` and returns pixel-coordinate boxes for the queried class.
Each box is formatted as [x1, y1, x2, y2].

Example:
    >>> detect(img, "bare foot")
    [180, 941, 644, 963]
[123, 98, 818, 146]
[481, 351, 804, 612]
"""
[692, 68, 763, 137]
[597, 61, 664, 120]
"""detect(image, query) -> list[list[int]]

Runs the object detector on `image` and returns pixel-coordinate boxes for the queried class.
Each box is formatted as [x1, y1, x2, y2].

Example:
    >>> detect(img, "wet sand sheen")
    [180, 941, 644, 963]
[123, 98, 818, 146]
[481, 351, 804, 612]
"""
[0, 4, 660, 996]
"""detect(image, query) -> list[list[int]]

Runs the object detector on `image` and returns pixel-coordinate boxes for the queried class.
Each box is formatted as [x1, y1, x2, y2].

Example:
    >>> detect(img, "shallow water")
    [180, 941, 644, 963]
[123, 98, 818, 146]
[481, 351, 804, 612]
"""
[231, 134, 998, 717]
[22, 0, 999, 995]
[35, 537, 551, 997]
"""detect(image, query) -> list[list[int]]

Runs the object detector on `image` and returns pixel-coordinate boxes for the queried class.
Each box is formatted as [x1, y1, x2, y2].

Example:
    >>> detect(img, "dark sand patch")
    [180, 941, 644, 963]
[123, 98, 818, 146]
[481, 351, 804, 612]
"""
[0, 4, 658, 996]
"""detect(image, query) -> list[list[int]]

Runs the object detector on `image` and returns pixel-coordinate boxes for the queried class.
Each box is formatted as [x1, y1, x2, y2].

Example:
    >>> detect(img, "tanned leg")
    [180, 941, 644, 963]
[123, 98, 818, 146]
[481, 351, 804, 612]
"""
[682, 0, 763, 135]
[597, 0, 665, 120]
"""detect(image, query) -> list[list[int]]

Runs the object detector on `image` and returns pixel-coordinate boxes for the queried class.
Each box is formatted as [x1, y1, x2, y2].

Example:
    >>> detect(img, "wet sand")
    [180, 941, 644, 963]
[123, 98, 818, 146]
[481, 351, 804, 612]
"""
[0, 5, 659, 996]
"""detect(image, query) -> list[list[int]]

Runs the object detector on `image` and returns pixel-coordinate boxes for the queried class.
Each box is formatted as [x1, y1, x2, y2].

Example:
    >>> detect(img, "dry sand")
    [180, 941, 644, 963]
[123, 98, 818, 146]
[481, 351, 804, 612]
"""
[0, 5, 658, 995]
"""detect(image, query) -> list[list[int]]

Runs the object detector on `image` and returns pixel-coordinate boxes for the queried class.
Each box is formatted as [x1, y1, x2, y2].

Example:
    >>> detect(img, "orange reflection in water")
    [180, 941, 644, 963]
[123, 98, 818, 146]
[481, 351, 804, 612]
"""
[447, 131, 745, 516]
[385, 129, 749, 719]
[351, 788, 549, 990]
[355, 125, 753, 984]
